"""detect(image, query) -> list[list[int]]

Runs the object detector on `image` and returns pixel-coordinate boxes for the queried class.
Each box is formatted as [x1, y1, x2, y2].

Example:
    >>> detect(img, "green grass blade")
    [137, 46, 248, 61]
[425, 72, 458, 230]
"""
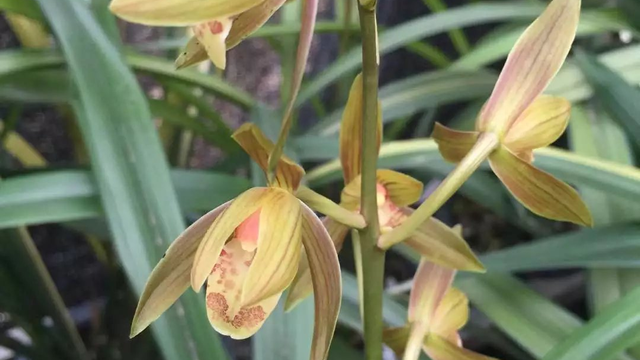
[458, 274, 582, 359]
[542, 287, 640, 360]
[575, 50, 640, 149]
[33, 0, 229, 358]
[452, 10, 633, 71]
[0, 169, 250, 229]
[0, 0, 43, 20]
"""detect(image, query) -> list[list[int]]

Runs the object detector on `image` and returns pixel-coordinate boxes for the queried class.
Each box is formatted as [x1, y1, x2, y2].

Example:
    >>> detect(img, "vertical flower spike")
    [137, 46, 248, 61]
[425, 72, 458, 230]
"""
[193, 17, 234, 69]
[109, 0, 265, 26]
[233, 123, 305, 191]
[130, 202, 230, 338]
[476, 0, 580, 135]
[339, 73, 382, 184]
[299, 203, 342, 360]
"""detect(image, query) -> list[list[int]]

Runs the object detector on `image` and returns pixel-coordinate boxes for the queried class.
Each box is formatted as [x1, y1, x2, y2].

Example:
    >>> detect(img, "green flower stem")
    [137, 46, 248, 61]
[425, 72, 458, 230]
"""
[379, 133, 500, 248]
[356, 2, 385, 359]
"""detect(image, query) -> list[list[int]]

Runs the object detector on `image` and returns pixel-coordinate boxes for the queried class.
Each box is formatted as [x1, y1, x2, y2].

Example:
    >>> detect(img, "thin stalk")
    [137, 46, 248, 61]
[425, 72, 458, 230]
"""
[379, 133, 500, 248]
[356, 2, 385, 359]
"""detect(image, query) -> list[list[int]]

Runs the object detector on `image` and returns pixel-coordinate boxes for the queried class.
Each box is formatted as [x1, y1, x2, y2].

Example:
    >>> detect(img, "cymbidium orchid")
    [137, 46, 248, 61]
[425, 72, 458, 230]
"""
[380, 0, 593, 249]
[130, 123, 360, 359]
[384, 255, 497, 360]
[109, 0, 287, 69]
[286, 74, 485, 311]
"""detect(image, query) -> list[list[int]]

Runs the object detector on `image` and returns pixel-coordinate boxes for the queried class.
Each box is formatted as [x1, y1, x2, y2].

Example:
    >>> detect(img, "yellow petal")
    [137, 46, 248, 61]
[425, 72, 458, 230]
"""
[299, 202, 342, 360]
[295, 186, 366, 229]
[191, 187, 270, 291]
[424, 334, 498, 360]
[175, 36, 208, 70]
[130, 202, 230, 338]
[232, 123, 305, 191]
[241, 189, 302, 306]
[405, 261, 455, 360]
[383, 326, 411, 357]
[503, 95, 571, 152]
[205, 238, 280, 339]
[377, 169, 424, 207]
[226, 0, 287, 49]
[489, 146, 593, 226]
[432, 123, 479, 163]
[339, 73, 383, 184]
[285, 217, 349, 311]
[390, 209, 485, 272]
[475, 0, 580, 135]
[431, 288, 469, 339]
[109, 0, 264, 26]
[193, 18, 233, 70]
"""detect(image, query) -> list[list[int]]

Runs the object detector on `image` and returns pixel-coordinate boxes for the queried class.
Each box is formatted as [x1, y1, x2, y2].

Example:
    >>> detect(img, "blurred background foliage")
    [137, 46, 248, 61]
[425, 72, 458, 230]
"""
[1, 0, 640, 359]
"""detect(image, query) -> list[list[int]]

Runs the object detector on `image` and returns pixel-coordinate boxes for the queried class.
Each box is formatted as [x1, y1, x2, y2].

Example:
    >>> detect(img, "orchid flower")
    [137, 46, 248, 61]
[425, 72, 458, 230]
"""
[130, 123, 361, 360]
[384, 258, 497, 360]
[109, 0, 287, 69]
[285, 74, 485, 311]
[380, 0, 592, 249]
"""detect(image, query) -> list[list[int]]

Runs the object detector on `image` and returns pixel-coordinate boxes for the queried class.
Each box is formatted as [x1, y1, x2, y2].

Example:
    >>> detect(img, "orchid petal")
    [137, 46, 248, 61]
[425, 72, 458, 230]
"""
[241, 189, 302, 306]
[386, 209, 485, 272]
[295, 186, 366, 229]
[475, 0, 580, 135]
[130, 202, 230, 337]
[377, 169, 424, 207]
[175, 36, 208, 70]
[432, 123, 479, 163]
[383, 326, 411, 357]
[339, 73, 383, 184]
[191, 187, 270, 291]
[405, 262, 455, 360]
[232, 123, 305, 191]
[192, 18, 233, 70]
[299, 203, 342, 360]
[226, 0, 287, 49]
[424, 334, 497, 360]
[285, 217, 349, 311]
[109, 0, 265, 26]
[431, 288, 469, 338]
[205, 238, 280, 339]
[503, 95, 571, 151]
[489, 146, 592, 226]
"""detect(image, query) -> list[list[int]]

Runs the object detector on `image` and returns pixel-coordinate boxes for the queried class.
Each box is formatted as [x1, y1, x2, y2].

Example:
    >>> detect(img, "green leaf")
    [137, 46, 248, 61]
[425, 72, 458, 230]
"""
[296, 2, 547, 105]
[0, 170, 250, 229]
[0, 49, 254, 108]
[458, 274, 582, 359]
[452, 9, 634, 71]
[33, 0, 229, 358]
[305, 139, 640, 203]
[575, 50, 640, 149]
[542, 286, 640, 360]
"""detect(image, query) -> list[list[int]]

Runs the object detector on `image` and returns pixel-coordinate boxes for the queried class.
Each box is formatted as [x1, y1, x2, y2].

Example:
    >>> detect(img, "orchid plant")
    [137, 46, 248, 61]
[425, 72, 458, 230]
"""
[109, 0, 588, 359]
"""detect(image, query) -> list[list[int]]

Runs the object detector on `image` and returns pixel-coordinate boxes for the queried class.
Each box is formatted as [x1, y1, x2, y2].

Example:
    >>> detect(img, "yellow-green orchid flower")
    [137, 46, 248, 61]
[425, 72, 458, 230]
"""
[130, 123, 352, 360]
[381, 0, 592, 249]
[285, 74, 485, 311]
[109, 0, 287, 69]
[384, 259, 497, 360]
